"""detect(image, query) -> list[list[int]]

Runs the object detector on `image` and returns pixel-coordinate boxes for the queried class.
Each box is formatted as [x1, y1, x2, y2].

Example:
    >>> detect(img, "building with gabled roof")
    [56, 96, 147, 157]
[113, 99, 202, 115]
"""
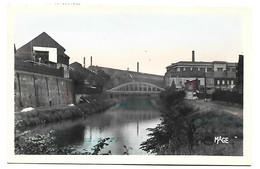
[15, 32, 70, 78]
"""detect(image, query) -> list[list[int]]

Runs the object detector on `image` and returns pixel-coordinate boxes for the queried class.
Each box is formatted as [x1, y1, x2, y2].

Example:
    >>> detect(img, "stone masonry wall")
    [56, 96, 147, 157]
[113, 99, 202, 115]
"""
[14, 70, 75, 111]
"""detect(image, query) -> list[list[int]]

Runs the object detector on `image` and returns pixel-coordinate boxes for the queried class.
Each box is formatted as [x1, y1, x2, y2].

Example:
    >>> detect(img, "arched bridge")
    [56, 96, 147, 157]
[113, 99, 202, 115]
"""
[106, 82, 165, 95]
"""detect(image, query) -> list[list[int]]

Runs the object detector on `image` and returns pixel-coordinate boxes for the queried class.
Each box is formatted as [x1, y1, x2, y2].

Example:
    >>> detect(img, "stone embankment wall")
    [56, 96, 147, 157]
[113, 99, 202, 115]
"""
[15, 70, 74, 111]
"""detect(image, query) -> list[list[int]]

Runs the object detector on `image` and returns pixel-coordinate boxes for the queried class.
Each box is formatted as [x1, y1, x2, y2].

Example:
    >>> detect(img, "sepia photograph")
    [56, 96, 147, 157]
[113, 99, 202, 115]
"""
[6, 2, 253, 165]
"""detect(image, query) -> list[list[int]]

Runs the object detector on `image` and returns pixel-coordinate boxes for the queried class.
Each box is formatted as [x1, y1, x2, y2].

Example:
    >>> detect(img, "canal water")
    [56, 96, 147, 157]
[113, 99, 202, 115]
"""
[24, 98, 161, 155]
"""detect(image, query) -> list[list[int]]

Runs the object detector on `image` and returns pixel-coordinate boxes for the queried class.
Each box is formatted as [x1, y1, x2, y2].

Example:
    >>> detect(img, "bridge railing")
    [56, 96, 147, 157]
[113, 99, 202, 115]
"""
[107, 82, 165, 94]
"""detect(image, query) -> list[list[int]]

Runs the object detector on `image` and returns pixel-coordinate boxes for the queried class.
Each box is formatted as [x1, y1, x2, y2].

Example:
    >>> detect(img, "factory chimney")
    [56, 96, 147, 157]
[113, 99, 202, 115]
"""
[137, 62, 139, 72]
[192, 50, 195, 62]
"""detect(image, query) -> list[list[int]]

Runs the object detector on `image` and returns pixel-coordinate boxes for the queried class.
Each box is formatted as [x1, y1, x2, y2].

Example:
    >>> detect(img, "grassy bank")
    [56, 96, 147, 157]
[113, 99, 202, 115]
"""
[141, 87, 243, 156]
[15, 96, 118, 129]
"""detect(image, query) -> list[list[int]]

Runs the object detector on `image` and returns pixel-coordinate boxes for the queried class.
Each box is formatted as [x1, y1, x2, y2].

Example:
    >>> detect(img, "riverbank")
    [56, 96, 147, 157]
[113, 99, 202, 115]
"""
[15, 96, 161, 155]
[141, 89, 243, 155]
[15, 94, 118, 129]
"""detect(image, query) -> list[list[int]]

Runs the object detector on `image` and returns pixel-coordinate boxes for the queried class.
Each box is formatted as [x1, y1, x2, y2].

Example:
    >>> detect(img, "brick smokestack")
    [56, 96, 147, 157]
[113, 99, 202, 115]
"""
[192, 50, 195, 62]
[137, 62, 139, 72]
[90, 56, 92, 66]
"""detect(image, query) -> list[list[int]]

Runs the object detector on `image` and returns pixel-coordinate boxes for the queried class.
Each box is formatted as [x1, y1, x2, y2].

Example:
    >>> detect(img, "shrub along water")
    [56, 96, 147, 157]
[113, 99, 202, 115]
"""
[15, 106, 84, 128]
[140, 86, 243, 155]
[15, 130, 111, 155]
[15, 96, 118, 129]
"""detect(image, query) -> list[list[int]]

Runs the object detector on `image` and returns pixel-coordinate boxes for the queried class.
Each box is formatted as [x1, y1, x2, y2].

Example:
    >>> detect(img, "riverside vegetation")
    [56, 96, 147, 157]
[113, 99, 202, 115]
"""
[15, 130, 132, 155]
[15, 95, 118, 128]
[140, 86, 243, 155]
[14, 88, 243, 155]
[15, 95, 120, 155]
[15, 130, 112, 155]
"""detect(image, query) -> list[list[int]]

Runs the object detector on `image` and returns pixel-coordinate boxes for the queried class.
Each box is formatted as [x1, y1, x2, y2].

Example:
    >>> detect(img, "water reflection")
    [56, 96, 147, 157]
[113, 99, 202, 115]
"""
[54, 124, 85, 147]
[23, 98, 161, 155]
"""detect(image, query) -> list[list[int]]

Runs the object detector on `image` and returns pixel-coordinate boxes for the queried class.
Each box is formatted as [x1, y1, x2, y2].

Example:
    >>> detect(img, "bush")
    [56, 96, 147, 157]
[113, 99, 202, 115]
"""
[15, 106, 84, 128]
[160, 86, 185, 108]
[212, 91, 243, 105]
[15, 130, 111, 155]
[141, 96, 243, 155]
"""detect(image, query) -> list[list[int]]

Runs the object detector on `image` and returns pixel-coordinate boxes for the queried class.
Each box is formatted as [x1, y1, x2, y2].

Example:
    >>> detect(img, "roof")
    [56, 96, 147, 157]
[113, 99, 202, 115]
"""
[70, 62, 96, 75]
[167, 60, 237, 70]
[17, 32, 65, 51]
[184, 79, 198, 84]
[89, 65, 163, 77]
[64, 53, 70, 59]
[15, 32, 70, 60]
[166, 61, 212, 69]
[89, 65, 164, 88]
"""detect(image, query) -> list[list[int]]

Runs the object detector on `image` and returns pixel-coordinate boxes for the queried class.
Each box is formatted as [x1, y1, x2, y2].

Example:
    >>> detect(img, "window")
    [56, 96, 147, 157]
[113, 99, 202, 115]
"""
[193, 67, 198, 71]
[217, 68, 223, 71]
[207, 68, 213, 72]
[34, 51, 49, 63]
[200, 68, 205, 72]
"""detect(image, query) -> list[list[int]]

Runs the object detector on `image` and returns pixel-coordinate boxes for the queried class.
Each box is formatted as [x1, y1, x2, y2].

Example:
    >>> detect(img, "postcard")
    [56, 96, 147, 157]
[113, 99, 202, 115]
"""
[7, 2, 252, 165]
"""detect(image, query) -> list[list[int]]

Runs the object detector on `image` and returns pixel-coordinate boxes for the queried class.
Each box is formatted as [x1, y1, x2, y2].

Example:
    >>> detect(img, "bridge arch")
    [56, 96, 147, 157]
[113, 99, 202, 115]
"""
[106, 82, 165, 94]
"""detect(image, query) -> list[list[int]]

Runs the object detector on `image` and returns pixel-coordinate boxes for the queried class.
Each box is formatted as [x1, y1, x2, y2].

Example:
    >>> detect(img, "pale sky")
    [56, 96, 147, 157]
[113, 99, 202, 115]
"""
[10, 5, 250, 75]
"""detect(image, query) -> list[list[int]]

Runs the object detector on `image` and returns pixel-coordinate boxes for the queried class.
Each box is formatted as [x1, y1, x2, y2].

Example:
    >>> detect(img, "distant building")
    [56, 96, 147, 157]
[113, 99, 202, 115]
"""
[70, 62, 96, 86]
[15, 32, 70, 78]
[164, 51, 237, 94]
[69, 62, 100, 101]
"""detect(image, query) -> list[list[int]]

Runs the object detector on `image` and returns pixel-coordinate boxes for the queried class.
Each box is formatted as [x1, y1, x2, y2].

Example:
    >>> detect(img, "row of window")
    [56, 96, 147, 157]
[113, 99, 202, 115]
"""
[174, 67, 212, 72]
[172, 79, 234, 86]
[216, 79, 234, 85]
[173, 67, 236, 72]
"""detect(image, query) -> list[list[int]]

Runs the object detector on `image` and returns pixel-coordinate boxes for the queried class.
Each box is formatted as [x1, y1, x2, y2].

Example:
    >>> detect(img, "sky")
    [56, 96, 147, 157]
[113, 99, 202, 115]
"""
[10, 5, 250, 75]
